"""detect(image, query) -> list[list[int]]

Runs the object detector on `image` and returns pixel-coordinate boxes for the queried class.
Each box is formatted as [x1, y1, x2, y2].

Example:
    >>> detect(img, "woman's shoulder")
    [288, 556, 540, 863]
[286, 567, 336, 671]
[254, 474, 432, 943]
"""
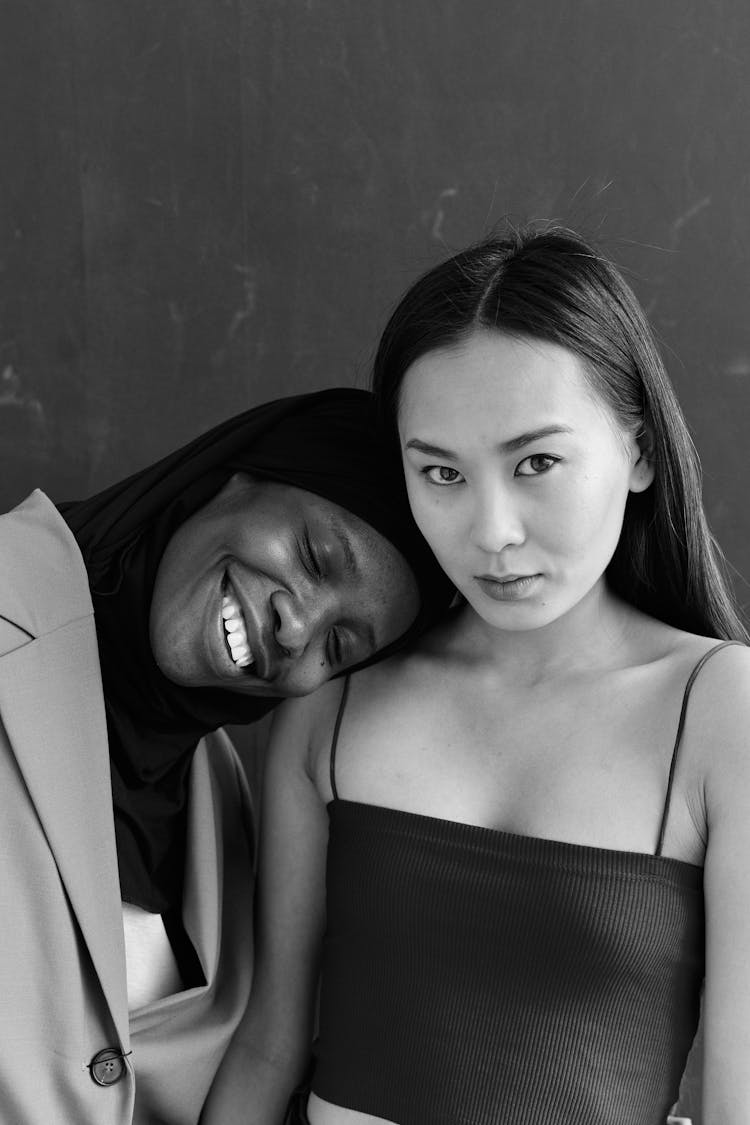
[270, 677, 349, 757]
[655, 628, 750, 762]
[647, 621, 749, 684]
[682, 636, 750, 711]
[272, 606, 462, 737]
[625, 606, 746, 678]
[267, 650, 433, 782]
[592, 613, 749, 762]
[670, 636, 750, 852]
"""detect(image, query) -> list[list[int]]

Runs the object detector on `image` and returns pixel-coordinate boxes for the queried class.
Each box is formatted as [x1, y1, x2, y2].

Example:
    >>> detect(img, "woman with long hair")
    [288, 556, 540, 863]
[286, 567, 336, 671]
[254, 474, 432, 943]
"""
[212, 230, 750, 1125]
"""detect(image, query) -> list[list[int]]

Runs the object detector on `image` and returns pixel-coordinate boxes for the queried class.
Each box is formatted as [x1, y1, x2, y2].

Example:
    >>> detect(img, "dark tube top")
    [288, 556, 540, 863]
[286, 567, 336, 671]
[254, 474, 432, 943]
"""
[312, 801, 704, 1125]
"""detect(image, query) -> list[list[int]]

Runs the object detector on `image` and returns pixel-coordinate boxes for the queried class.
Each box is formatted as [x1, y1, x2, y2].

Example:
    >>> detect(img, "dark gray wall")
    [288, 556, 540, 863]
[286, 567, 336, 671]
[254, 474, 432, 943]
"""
[3, 2, 750, 626]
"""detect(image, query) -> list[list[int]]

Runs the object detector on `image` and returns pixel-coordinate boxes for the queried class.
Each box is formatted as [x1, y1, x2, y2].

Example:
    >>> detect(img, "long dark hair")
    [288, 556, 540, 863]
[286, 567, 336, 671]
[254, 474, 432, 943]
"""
[373, 225, 748, 642]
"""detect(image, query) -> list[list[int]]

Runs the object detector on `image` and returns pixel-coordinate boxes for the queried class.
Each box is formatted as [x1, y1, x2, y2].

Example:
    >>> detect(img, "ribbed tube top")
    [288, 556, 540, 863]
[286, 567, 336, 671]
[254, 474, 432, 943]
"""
[312, 801, 704, 1125]
[310, 646, 740, 1124]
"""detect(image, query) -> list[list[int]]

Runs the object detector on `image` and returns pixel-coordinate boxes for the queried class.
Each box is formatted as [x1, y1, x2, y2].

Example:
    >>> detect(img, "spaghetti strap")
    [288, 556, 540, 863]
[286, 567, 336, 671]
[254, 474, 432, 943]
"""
[655, 640, 744, 855]
[329, 676, 352, 802]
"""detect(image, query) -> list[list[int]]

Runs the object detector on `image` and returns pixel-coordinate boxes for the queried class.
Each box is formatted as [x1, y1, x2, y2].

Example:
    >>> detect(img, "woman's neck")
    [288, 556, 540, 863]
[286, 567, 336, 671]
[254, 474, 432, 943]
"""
[453, 579, 643, 686]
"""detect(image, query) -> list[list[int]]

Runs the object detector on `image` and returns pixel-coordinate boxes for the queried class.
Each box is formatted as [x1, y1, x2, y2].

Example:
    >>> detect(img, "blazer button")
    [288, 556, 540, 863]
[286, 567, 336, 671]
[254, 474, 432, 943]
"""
[89, 1047, 127, 1086]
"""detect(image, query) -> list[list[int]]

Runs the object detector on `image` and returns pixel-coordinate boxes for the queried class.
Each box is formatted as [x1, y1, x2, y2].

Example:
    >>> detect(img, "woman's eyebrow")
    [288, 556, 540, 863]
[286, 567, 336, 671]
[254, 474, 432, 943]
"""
[499, 424, 574, 453]
[404, 425, 573, 459]
[404, 438, 459, 458]
[330, 520, 359, 578]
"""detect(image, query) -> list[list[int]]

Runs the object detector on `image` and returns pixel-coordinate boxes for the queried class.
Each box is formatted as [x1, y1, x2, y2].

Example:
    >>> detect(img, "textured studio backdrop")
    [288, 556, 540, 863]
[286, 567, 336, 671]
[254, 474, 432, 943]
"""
[3, 4, 750, 1118]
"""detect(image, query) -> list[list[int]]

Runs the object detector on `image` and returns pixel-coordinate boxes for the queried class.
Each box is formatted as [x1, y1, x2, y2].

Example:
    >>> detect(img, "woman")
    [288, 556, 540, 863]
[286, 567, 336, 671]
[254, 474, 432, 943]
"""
[0, 387, 450, 1125]
[222, 230, 750, 1124]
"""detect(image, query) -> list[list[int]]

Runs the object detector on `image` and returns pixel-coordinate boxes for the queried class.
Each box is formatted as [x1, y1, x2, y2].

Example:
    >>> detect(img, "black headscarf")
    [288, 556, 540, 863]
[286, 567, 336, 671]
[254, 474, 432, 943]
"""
[59, 388, 452, 913]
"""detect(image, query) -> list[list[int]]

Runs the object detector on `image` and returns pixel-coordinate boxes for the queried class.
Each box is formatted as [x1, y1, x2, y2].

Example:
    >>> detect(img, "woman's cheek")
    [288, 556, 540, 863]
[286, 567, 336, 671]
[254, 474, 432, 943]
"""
[423, 518, 463, 577]
[409, 491, 451, 554]
[404, 479, 430, 533]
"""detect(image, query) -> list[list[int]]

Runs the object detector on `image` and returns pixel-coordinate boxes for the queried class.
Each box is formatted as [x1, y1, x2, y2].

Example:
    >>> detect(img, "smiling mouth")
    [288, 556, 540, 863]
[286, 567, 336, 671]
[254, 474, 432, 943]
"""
[221, 579, 255, 669]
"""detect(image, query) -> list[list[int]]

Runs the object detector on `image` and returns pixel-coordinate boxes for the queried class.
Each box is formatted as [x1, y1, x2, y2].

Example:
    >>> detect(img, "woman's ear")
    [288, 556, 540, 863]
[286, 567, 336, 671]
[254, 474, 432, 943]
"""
[629, 425, 655, 494]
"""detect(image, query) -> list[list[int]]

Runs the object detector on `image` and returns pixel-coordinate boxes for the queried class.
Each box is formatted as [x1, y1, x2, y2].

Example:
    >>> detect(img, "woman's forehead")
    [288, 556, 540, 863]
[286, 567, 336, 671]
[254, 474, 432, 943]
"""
[398, 333, 604, 443]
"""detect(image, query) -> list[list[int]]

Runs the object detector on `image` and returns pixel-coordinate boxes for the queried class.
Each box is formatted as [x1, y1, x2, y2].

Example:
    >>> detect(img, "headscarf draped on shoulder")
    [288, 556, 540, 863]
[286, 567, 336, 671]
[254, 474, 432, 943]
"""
[60, 388, 453, 914]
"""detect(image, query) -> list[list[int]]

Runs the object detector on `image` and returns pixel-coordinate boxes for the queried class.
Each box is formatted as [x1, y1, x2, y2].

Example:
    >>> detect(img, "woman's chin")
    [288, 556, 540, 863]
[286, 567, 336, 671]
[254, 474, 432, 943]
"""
[150, 630, 208, 688]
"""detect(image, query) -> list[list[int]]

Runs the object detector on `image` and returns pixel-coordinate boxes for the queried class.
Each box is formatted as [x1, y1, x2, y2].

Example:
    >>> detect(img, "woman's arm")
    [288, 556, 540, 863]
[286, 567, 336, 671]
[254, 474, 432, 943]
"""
[699, 646, 750, 1122]
[202, 689, 332, 1125]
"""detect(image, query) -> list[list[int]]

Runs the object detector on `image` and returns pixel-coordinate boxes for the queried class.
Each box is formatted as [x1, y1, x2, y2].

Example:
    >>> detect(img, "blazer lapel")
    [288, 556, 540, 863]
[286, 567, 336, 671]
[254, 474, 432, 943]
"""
[0, 620, 130, 1045]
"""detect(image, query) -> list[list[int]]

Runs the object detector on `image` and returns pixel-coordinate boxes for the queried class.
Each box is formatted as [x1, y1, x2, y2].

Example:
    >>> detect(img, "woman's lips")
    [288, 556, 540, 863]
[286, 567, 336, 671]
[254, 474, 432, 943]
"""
[475, 574, 541, 602]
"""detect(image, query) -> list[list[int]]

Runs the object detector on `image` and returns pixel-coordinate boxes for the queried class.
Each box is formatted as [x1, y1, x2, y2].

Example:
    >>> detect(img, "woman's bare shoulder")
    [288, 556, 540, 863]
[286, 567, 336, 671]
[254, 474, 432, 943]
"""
[268, 650, 440, 798]
[688, 639, 750, 715]
[271, 678, 348, 747]
[659, 629, 750, 691]
[664, 634, 750, 772]
[628, 611, 746, 679]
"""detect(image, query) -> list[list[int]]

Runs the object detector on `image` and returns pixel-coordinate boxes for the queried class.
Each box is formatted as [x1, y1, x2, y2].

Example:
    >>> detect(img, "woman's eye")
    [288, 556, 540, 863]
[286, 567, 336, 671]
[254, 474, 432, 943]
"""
[300, 532, 323, 578]
[515, 454, 559, 477]
[422, 465, 464, 486]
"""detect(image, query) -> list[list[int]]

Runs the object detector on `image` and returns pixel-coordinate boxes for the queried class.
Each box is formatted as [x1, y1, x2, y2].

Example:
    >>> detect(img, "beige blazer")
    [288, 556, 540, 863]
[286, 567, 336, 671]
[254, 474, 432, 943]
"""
[0, 491, 254, 1124]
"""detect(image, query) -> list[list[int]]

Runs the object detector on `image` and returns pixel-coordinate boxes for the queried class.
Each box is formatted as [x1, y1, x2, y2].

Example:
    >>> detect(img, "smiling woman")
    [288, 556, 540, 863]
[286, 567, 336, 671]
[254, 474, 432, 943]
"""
[151, 475, 419, 696]
[0, 387, 451, 1125]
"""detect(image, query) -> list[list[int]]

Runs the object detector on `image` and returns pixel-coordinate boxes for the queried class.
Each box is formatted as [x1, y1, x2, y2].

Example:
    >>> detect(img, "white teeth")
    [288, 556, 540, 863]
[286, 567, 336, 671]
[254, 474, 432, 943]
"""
[222, 587, 254, 668]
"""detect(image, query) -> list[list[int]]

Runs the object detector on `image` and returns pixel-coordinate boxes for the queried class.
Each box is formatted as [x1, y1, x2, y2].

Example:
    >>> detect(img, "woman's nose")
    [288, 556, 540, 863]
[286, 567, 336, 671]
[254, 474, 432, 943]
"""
[469, 485, 524, 554]
[271, 588, 329, 658]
